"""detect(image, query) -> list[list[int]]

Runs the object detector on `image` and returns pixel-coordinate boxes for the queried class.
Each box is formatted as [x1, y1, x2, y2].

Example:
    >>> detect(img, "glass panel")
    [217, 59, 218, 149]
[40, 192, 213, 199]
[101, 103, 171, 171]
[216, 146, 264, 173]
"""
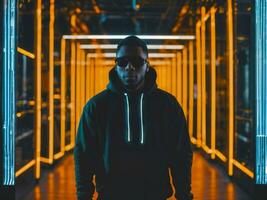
[65, 41, 71, 146]
[54, 64, 61, 154]
[18, 0, 34, 52]
[205, 17, 212, 148]
[215, 3, 228, 157]
[234, 0, 254, 170]
[41, 1, 50, 158]
[16, 55, 35, 169]
[16, 0, 35, 170]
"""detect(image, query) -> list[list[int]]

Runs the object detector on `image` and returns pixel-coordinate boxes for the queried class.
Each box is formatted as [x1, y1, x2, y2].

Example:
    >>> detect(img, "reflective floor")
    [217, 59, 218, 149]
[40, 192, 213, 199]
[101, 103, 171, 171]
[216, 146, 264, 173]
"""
[17, 152, 252, 200]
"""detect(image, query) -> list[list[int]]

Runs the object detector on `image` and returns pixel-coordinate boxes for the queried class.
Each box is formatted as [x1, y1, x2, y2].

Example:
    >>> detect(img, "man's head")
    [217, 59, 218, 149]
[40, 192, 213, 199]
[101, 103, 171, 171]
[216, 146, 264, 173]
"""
[115, 35, 149, 91]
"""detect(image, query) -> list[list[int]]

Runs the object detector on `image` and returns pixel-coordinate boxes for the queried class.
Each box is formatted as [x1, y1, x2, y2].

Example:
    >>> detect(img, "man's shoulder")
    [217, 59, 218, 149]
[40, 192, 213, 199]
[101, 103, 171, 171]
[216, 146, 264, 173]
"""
[153, 88, 177, 101]
[153, 88, 182, 109]
[84, 89, 111, 109]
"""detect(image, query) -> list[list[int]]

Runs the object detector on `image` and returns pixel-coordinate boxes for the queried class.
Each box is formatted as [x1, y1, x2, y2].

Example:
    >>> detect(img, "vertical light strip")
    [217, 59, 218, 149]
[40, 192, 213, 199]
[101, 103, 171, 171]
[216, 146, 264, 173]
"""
[2, 0, 16, 185]
[172, 57, 177, 97]
[82, 51, 86, 105]
[93, 57, 96, 95]
[86, 55, 90, 105]
[196, 21, 202, 147]
[255, 0, 267, 184]
[75, 44, 80, 133]
[80, 50, 85, 116]
[90, 58, 94, 99]
[163, 60, 167, 91]
[182, 47, 188, 119]
[168, 59, 172, 93]
[70, 41, 76, 147]
[189, 41, 194, 139]
[170, 57, 173, 95]
[48, 0, 55, 164]
[177, 52, 182, 103]
[227, 0, 234, 176]
[60, 38, 66, 155]
[35, 0, 42, 179]
[158, 64, 162, 89]
[211, 7, 216, 159]
[201, 7, 207, 147]
[89, 57, 93, 99]
[80, 50, 84, 107]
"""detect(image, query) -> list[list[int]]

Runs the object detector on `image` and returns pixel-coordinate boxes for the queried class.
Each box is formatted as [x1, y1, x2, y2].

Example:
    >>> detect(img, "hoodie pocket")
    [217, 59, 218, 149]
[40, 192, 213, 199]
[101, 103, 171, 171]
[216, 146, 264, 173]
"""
[144, 151, 173, 199]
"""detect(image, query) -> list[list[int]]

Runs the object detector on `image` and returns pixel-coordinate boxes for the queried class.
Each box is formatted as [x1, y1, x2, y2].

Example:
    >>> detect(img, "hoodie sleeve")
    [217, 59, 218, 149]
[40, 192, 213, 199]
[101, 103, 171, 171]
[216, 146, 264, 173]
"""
[168, 97, 193, 200]
[74, 103, 98, 200]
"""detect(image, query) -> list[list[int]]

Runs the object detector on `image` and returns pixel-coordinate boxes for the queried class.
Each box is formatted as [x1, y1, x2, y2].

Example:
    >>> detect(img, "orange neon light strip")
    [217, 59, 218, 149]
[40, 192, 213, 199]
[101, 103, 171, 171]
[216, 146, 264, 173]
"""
[75, 44, 80, 133]
[189, 41, 194, 139]
[86, 54, 91, 101]
[17, 47, 35, 59]
[53, 152, 64, 160]
[191, 137, 197, 144]
[182, 47, 188, 119]
[210, 7, 216, 159]
[171, 57, 177, 96]
[201, 7, 207, 148]
[177, 52, 182, 103]
[227, 0, 234, 176]
[60, 38, 66, 156]
[48, 0, 55, 164]
[196, 21, 202, 147]
[232, 159, 254, 178]
[215, 150, 227, 162]
[35, 0, 42, 180]
[166, 59, 171, 93]
[70, 41, 76, 148]
[202, 144, 212, 154]
[15, 160, 36, 177]
[40, 157, 51, 164]
[82, 51, 86, 107]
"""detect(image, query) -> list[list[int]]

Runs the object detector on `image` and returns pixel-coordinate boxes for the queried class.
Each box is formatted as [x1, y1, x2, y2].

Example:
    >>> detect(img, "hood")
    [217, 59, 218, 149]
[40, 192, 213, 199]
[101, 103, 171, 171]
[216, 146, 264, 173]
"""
[107, 67, 158, 94]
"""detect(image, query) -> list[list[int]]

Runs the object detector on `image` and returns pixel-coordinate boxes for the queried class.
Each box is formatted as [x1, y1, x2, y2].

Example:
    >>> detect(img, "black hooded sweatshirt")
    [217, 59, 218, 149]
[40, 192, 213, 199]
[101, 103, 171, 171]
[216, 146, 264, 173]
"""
[74, 67, 193, 200]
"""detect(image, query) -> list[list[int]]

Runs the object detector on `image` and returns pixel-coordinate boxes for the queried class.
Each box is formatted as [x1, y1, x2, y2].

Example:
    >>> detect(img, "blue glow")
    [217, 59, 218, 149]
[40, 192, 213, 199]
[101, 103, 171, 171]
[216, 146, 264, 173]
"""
[255, 0, 267, 185]
[2, 0, 16, 185]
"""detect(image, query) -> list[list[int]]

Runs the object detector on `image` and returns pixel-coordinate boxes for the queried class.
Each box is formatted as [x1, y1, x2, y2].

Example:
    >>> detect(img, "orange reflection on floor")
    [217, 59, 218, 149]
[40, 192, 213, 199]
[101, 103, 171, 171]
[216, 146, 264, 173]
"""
[19, 152, 251, 200]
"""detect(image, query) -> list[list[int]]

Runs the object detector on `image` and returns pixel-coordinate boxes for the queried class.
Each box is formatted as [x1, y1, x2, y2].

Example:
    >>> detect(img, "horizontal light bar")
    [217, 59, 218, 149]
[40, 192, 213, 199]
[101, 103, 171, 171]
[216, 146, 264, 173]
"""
[96, 60, 172, 66]
[63, 34, 195, 40]
[80, 44, 184, 50]
[86, 53, 175, 58]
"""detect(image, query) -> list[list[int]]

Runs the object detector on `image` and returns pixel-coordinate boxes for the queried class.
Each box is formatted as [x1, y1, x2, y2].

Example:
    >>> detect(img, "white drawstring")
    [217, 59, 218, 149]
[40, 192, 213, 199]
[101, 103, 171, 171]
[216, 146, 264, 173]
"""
[140, 93, 144, 144]
[124, 93, 131, 142]
[124, 92, 145, 144]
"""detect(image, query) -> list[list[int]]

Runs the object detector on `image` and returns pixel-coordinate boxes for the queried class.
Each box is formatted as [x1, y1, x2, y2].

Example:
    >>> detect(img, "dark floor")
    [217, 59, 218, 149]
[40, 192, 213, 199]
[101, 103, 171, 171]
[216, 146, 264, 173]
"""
[16, 152, 252, 200]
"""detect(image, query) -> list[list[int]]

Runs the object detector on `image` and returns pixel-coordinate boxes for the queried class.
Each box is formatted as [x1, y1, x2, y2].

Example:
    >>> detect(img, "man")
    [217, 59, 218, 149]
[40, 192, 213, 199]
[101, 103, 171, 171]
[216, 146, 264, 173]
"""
[74, 35, 193, 200]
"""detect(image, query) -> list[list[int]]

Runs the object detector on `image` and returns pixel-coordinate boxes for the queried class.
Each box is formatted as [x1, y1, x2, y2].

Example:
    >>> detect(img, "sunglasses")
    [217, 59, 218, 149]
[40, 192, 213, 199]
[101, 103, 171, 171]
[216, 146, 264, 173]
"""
[115, 57, 147, 69]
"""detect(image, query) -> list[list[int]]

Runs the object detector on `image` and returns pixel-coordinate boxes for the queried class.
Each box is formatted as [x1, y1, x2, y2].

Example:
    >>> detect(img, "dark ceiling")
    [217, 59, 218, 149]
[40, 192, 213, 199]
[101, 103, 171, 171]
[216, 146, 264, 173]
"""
[18, 0, 196, 51]
[55, 0, 192, 35]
